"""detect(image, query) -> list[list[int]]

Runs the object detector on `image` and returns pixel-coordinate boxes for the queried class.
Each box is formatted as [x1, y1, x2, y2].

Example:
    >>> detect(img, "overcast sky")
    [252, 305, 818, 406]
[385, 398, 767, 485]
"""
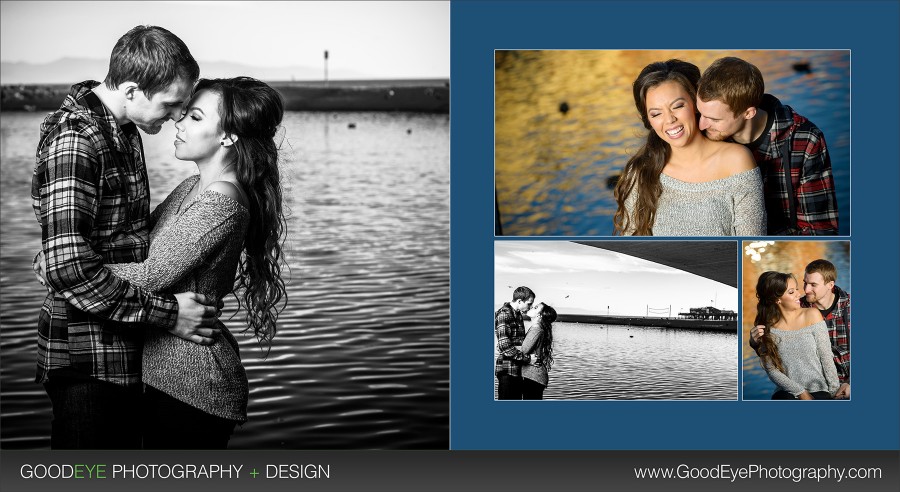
[0, 1, 449, 79]
[495, 242, 737, 316]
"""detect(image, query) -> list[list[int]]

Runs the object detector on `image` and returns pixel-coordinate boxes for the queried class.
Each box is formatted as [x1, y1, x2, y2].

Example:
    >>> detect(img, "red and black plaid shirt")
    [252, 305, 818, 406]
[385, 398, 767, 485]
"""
[749, 94, 839, 235]
[495, 303, 527, 376]
[805, 285, 850, 384]
[31, 81, 178, 387]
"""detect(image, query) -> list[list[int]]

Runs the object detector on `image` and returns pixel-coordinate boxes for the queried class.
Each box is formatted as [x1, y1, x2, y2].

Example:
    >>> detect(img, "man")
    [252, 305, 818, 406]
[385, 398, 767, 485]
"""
[31, 25, 219, 449]
[495, 286, 537, 400]
[750, 259, 850, 399]
[696, 56, 839, 235]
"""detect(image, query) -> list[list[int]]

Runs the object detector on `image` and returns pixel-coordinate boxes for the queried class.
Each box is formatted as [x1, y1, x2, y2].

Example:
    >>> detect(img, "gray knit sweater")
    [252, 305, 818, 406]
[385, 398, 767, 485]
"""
[764, 321, 840, 397]
[107, 175, 250, 422]
[624, 167, 766, 236]
[521, 323, 547, 387]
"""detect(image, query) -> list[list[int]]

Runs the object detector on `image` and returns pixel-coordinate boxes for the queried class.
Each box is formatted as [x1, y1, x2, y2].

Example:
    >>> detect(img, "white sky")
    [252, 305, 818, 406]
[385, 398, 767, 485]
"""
[495, 242, 737, 316]
[0, 1, 449, 78]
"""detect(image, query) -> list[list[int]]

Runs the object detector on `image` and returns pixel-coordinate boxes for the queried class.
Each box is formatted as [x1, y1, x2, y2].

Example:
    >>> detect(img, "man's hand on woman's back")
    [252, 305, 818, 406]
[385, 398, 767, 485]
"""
[171, 292, 222, 345]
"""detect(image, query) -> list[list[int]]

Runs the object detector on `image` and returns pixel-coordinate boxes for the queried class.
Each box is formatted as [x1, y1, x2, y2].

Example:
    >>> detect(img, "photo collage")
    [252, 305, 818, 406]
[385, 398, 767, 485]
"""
[494, 50, 851, 402]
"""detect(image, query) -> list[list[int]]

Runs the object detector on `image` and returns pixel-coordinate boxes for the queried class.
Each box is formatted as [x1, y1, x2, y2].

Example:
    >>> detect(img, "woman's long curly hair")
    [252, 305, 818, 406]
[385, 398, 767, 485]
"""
[754, 271, 794, 373]
[195, 77, 287, 351]
[534, 303, 557, 372]
[613, 59, 701, 236]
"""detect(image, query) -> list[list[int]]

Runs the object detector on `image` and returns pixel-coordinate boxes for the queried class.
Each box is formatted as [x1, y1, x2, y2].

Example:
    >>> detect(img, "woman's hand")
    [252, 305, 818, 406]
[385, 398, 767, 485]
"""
[33, 250, 51, 291]
[798, 391, 815, 400]
[750, 325, 765, 343]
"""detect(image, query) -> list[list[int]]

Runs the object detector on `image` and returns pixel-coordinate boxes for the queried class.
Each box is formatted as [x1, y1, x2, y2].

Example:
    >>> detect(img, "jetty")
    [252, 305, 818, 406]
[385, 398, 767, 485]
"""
[0, 79, 449, 113]
[556, 314, 736, 332]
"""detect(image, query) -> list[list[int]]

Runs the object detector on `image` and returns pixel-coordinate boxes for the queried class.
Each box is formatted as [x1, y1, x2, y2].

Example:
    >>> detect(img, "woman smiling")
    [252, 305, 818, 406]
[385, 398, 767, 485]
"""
[613, 59, 766, 236]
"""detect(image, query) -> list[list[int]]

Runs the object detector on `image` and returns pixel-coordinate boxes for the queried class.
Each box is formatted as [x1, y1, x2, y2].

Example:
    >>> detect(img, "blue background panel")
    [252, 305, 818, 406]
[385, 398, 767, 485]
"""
[450, 1, 899, 450]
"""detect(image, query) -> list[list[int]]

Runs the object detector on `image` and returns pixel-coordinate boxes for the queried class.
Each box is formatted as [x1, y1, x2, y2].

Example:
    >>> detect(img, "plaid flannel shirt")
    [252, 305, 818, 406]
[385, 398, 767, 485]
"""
[750, 94, 839, 235]
[819, 286, 850, 384]
[31, 81, 178, 387]
[495, 303, 526, 376]
[800, 285, 850, 384]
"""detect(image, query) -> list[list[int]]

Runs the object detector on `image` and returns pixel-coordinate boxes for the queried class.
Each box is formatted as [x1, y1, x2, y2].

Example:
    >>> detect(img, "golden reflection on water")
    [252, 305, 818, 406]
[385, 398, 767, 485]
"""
[495, 50, 850, 236]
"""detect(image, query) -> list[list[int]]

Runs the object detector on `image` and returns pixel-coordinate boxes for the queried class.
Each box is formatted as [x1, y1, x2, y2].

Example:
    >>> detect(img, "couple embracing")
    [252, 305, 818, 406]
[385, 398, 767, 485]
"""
[749, 260, 850, 400]
[614, 56, 838, 237]
[494, 286, 557, 400]
[32, 26, 287, 449]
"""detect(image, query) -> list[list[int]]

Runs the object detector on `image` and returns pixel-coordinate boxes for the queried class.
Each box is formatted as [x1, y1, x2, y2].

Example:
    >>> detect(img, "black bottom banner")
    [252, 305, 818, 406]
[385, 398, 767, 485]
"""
[1, 450, 898, 492]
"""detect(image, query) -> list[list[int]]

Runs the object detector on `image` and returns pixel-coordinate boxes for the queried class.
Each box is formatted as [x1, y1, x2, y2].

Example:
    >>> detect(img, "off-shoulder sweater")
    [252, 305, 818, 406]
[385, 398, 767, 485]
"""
[107, 175, 250, 422]
[623, 167, 766, 236]
[764, 320, 840, 397]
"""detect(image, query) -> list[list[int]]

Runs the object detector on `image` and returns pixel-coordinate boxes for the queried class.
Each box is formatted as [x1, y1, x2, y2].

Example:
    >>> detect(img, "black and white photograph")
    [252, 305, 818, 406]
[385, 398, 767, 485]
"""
[0, 0, 449, 450]
[494, 240, 738, 400]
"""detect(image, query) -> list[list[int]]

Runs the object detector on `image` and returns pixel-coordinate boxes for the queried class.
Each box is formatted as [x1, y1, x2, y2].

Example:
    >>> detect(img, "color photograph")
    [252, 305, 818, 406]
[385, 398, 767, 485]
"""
[742, 240, 850, 401]
[494, 50, 849, 237]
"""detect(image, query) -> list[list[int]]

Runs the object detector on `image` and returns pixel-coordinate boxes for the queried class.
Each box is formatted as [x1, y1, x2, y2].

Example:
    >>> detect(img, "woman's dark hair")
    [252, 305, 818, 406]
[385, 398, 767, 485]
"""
[613, 59, 701, 236]
[194, 77, 287, 350]
[535, 303, 557, 372]
[754, 271, 794, 373]
[105, 25, 200, 99]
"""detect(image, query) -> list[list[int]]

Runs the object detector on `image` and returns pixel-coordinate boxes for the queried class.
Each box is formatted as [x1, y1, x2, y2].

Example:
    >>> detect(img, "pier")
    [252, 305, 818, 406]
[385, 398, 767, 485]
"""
[556, 314, 736, 332]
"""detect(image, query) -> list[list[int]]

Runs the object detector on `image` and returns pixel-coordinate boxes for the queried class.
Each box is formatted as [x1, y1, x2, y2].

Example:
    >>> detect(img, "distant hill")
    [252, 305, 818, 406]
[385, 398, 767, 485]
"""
[0, 57, 373, 85]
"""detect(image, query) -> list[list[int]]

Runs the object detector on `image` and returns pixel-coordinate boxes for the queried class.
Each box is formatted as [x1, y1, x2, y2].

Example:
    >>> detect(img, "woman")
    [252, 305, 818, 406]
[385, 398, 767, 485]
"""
[754, 271, 839, 400]
[521, 302, 556, 400]
[613, 59, 766, 236]
[101, 77, 286, 447]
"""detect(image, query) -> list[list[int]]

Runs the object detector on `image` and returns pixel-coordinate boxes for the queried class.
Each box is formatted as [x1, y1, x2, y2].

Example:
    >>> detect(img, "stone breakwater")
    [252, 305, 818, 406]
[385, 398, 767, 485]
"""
[0, 79, 449, 113]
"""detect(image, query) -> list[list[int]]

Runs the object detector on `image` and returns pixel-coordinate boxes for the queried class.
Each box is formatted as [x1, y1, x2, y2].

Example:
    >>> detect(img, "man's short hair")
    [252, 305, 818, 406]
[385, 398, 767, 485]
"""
[512, 286, 535, 302]
[104, 25, 200, 99]
[805, 259, 837, 284]
[697, 57, 764, 116]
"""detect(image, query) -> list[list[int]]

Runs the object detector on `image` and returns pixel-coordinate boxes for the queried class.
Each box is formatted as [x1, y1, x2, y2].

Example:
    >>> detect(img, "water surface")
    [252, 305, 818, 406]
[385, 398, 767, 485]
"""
[0, 110, 449, 449]
[497, 322, 737, 400]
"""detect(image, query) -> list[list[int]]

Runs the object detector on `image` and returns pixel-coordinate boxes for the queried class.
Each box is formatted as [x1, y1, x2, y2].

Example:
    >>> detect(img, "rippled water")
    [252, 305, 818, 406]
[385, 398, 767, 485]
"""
[741, 241, 850, 400]
[497, 322, 737, 400]
[0, 110, 449, 449]
[495, 50, 851, 236]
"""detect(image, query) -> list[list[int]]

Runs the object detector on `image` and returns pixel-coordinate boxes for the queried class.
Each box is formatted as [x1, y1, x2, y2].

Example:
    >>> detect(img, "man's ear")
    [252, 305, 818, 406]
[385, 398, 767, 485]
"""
[118, 82, 141, 100]
[742, 106, 757, 121]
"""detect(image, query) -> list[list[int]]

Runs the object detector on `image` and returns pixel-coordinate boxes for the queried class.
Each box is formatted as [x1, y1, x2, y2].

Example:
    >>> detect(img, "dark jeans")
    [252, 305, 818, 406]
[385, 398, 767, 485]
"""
[142, 385, 237, 449]
[522, 378, 546, 400]
[44, 376, 143, 449]
[772, 390, 833, 400]
[496, 373, 523, 400]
